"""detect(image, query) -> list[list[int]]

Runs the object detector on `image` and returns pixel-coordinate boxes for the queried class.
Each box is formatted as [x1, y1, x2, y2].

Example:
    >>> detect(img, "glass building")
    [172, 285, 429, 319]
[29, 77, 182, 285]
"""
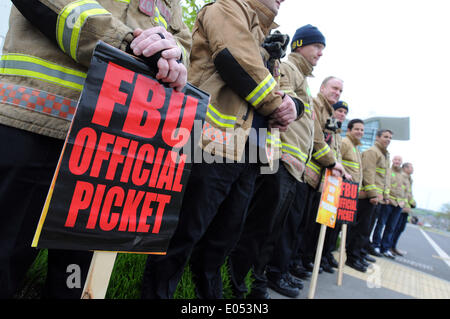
[341, 117, 410, 152]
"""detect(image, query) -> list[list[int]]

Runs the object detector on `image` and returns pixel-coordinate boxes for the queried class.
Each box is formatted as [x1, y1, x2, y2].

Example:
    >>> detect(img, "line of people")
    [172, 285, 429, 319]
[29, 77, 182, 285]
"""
[0, 0, 415, 300]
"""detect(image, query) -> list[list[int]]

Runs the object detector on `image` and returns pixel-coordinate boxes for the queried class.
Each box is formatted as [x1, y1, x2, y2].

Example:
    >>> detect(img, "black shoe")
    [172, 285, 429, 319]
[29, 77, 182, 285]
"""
[364, 254, 376, 263]
[303, 261, 314, 272]
[304, 262, 323, 273]
[368, 246, 382, 257]
[267, 277, 300, 298]
[359, 258, 370, 267]
[284, 273, 303, 289]
[289, 265, 311, 280]
[246, 289, 271, 299]
[327, 255, 339, 268]
[345, 259, 367, 273]
[321, 261, 335, 274]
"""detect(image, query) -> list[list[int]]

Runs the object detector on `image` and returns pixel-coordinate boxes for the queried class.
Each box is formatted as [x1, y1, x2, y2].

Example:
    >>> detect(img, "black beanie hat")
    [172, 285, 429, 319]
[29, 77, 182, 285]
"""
[291, 24, 326, 51]
[332, 101, 349, 112]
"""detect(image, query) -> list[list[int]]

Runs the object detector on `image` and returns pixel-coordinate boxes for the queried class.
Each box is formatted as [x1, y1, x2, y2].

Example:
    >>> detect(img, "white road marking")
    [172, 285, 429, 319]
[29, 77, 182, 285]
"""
[419, 228, 450, 268]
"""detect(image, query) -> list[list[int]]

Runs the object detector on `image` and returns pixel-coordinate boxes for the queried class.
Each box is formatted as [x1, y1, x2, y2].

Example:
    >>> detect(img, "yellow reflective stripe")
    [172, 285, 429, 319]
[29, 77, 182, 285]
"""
[208, 104, 237, 121]
[154, 6, 168, 29]
[0, 54, 86, 91]
[281, 143, 308, 162]
[376, 167, 386, 174]
[306, 161, 320, 174]
[206, 104, 236, 128]
[313, 144, 331, 160]
[304, 103, 311, 114]
[70, 8, 110, 60]
[267, 132, 282, 146]
[57, 0, 110, 61]
[342, 160, 360, 169]
[246, 73, 276, 107]
[114, 0, 130, 3]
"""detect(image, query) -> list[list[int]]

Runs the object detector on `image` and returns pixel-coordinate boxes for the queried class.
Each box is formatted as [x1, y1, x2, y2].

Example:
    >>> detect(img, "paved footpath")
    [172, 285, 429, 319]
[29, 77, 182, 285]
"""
[269, 224, 450, 299]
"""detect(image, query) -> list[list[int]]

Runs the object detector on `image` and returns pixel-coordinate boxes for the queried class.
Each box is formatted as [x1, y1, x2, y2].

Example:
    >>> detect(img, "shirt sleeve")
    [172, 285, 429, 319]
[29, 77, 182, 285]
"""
[12, 0, 134, 67]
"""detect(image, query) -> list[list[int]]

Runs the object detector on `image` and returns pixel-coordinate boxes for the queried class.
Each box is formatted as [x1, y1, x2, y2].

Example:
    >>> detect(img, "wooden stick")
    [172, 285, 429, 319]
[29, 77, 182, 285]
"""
[337, 223, 347, 286]
[308, 224, 327, 299]
[81, 251, 117, 299]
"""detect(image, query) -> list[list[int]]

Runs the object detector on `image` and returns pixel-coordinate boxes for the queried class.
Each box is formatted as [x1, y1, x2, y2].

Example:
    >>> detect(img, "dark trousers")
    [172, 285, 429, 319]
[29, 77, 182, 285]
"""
[323, 222, 342, 261]
[346, 198, 377, 262]
[392, 212, 408, 249]
[141, 158, 260, 299]
[0, 124, 92, 299]
[266, 181, 308, 278]
[296, 187, 321, 265]
[227, 164, 297, 297]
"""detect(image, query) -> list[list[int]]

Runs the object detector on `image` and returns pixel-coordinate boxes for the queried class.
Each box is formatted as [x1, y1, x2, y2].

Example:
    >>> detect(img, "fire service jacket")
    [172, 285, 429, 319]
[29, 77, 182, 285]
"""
[0, 0, 191, 140]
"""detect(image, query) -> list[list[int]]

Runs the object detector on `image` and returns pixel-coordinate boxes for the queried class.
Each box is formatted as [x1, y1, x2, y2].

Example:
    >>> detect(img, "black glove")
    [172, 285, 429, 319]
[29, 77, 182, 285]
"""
[262, 30, 290, 60]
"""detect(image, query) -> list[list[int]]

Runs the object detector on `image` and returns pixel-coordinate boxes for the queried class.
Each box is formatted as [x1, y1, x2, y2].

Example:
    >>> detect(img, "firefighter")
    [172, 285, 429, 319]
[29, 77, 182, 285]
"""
[295, 76, 347, 273]
[346, 129, 392, 272]
[392, 162, 416, 256]
[228, 24, 346, 299]
[141, 0, 302, 299]
[320, 100, 351, 273]
[372, 155, 407, 258]
[0, 0, 191, 298]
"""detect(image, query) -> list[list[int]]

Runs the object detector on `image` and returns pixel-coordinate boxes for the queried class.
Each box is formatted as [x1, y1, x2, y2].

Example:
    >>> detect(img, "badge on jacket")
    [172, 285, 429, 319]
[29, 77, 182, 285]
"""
[139, 0, 172, 24]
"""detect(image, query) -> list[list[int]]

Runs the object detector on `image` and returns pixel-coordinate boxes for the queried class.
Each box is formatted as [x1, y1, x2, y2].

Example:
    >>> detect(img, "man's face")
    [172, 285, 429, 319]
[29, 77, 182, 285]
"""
[297, 43, 325, 66]
[334, 107, 348, 123]
[407, 164, 414, 175]
[392, 156, 402, 168]
[376, 131, 392, 149]
[258, 0, 284, 15]
[349, 123, 364, 141]
[320, 78, 343, 105]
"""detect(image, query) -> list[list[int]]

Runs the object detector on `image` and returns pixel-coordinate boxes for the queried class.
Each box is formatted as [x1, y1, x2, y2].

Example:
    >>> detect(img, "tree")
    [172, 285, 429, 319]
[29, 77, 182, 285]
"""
[441, 202, 450, 214]
[181, 0, 212, 30]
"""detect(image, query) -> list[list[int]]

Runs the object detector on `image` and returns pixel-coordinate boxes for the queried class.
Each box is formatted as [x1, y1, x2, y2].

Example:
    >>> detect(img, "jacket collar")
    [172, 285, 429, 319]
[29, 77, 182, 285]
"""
[288, 52, 313, 77]
[375, 141, 388, 155]
[245, 0, 278, 35]
[346, 132, 362, 147]
[391, 165, 402, 173]
[316, 92, 334, 116]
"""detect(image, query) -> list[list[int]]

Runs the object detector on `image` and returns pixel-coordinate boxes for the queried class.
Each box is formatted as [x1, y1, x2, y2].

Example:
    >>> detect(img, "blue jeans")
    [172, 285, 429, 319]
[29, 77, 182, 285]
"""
[372, 204, 391, 249]
[392, 212, 408, 249]
[380, 205, 402, 252]
[373, 204, 402, 253]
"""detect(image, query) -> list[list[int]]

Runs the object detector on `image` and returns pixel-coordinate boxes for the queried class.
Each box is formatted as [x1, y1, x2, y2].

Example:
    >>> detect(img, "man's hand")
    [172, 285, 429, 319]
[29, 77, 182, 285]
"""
[369, 197, 379, 205]
[130, 27, 187, 91]
[268, 92, 297, 131]
[331, 162, 345, 177]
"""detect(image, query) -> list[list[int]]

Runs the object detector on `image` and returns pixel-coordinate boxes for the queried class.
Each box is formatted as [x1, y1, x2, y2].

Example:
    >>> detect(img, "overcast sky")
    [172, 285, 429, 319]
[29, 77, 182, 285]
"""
[275, 0, 450, 212]
[1, 1, 449, 211]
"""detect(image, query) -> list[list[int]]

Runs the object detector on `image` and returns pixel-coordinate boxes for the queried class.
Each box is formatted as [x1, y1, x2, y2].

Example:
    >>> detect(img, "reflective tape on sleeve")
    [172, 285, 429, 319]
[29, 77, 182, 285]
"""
[245, 73, 276, 107]
[313, 144, 331, 160]
[57, 0, 111, 61]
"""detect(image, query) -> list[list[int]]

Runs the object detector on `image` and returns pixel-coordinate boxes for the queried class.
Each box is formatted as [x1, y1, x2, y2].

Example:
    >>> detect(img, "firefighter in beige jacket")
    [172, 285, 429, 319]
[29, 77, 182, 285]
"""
[372, 155, 408, 257]
[1, 0, 191, 140]
[391, 162, 416, 256]
[340, 119, 364, 187]
[298, 76, 348, 270]
[0, 0, 191, 299]
[346, 129, 392, 272]
[141, 0, 300, 299]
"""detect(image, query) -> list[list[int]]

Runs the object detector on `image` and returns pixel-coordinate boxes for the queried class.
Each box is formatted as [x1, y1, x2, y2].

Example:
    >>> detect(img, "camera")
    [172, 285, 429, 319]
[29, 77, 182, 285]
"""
[325, 117, 342, 132]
